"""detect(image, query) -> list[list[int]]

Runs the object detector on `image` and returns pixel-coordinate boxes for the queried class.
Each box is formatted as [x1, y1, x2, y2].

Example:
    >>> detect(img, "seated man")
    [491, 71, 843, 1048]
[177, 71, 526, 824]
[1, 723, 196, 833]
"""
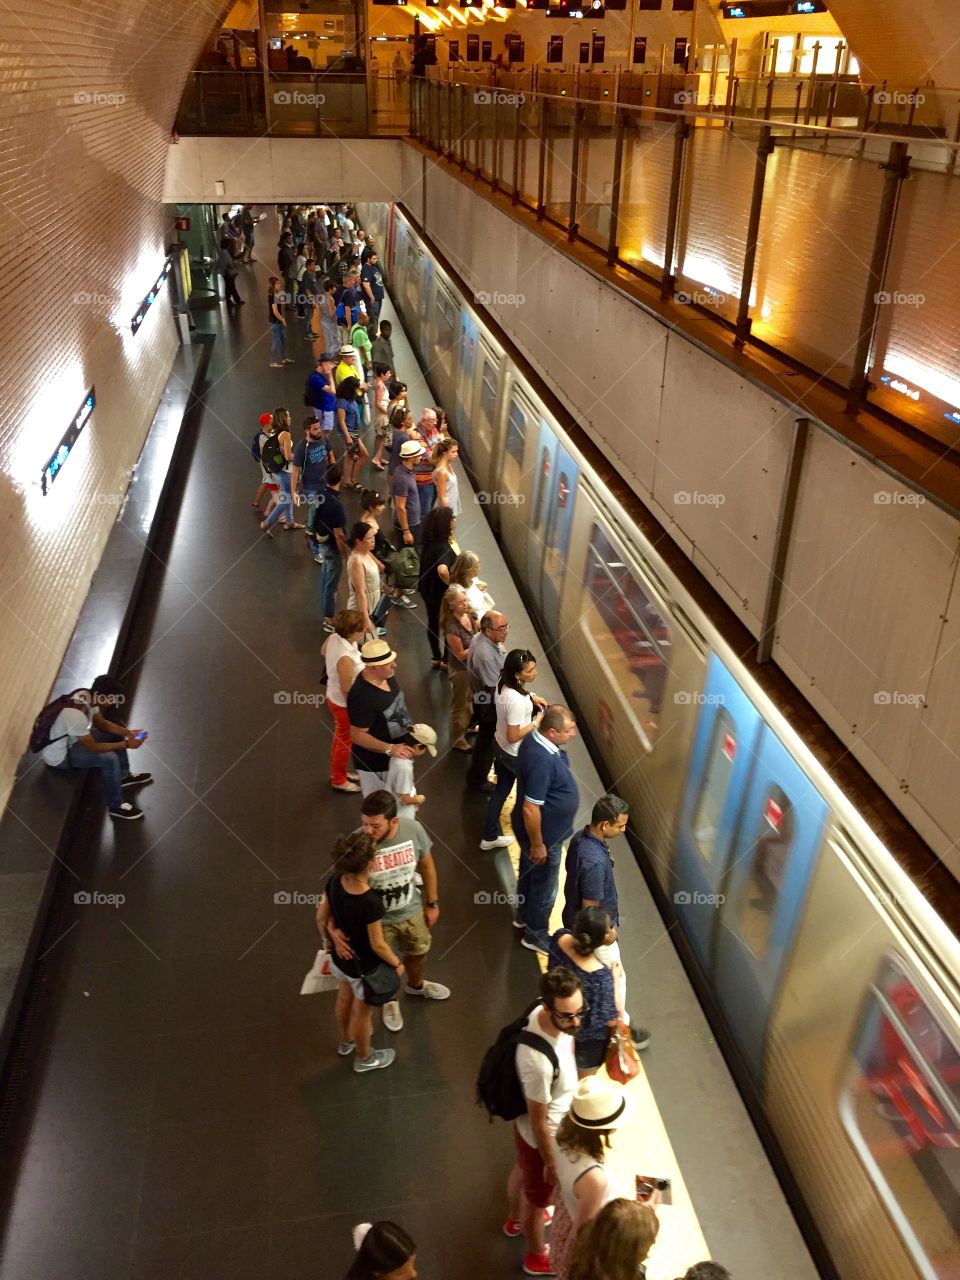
[38, 675, 151, 820]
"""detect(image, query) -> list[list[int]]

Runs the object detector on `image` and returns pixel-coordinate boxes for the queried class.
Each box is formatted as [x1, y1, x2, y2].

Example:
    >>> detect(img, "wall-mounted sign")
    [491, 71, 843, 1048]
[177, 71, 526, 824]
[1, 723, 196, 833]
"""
[131, 255, 175, 335]
[632, 36, 647, 64]
[592, 33, 605, 62]
[508, 38, 525, 61]
[579, 41, 590, 63]
[174, 216, 191, 232]
[467, 33, 480, 60]
[547, 34, 564, 63]
[673, 37, 689, 68]
[481, 39, 492, 60]
[41, 389, 96, 496]
[449, 39, 460, 61]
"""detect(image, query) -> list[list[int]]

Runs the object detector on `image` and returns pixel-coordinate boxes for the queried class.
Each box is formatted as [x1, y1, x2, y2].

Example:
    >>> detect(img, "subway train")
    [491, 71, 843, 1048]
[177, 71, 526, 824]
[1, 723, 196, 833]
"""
[364, 200, 960, 1280]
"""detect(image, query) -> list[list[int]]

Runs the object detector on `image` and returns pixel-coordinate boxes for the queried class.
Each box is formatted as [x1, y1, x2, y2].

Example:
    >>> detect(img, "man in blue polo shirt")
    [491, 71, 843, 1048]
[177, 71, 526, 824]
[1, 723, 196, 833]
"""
[511, 704, 580, 955]
[562, 792, 651, 1050]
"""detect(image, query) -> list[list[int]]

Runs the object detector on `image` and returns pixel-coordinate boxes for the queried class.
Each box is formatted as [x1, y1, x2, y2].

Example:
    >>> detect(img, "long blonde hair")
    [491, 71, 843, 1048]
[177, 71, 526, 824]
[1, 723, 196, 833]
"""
[567, 1200, 659, 1280]
[449, 551, 479, 589]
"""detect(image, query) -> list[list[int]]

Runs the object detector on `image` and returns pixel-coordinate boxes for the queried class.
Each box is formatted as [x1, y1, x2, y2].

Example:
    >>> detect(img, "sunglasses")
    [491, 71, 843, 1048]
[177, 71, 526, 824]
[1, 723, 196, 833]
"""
[550, 1005, 588, 1025]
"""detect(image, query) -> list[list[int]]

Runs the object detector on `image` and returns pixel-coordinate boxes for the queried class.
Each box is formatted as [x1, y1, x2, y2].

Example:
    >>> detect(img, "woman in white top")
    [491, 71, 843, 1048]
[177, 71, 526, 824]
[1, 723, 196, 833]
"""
[550, 1078, 636, 1280]
[480, 648, 548, 850]
[323, 608, 365, 793]
[346, 522, 385, 638]
[432, 438, 461, 516]
[449, 551, 490, 617]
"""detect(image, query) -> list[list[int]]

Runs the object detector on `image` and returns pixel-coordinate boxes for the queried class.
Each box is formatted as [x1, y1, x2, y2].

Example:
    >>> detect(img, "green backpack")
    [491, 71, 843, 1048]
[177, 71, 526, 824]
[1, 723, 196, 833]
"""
[385, 546, 420, 592]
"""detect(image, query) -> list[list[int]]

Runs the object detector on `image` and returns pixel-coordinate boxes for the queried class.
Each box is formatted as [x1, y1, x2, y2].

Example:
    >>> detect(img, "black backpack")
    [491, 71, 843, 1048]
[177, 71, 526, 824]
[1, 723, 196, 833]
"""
[260, 432, 286, 476]
[250, 430, 262, 462]
[30, 688, 90, 753]
[476, 1003, 559, 1122]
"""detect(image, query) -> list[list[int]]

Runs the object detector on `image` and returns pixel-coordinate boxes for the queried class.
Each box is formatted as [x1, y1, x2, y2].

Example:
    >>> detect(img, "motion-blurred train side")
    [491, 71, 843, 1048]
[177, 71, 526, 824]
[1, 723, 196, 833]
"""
[364, 202, 960, 1280]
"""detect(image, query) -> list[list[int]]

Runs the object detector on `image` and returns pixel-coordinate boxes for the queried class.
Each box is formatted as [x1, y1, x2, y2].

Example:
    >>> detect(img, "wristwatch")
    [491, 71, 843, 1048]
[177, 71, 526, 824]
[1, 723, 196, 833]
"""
[426, 900, 439, 909]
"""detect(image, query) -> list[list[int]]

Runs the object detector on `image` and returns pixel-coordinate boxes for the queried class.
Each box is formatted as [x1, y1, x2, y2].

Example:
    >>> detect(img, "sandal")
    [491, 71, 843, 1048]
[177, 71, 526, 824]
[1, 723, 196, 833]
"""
[331, 780, 361, 794]
[284, 522, 305, 530]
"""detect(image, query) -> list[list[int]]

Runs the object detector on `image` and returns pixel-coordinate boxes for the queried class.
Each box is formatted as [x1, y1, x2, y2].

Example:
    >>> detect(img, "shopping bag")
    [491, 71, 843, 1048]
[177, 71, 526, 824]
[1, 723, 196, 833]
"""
[300, 948, 339, 995]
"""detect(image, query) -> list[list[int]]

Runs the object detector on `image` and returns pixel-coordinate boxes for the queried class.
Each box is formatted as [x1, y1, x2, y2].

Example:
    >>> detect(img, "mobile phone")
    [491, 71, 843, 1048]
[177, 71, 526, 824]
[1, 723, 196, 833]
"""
[635, 1175, 672, 1206]
[135, 731, 148, 742]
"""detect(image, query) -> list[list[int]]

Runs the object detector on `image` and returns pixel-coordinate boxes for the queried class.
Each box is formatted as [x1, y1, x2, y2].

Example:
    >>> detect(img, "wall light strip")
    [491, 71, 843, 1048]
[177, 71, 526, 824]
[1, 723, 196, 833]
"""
[131, 256, 176, 335]
[41, 388, 96, 495]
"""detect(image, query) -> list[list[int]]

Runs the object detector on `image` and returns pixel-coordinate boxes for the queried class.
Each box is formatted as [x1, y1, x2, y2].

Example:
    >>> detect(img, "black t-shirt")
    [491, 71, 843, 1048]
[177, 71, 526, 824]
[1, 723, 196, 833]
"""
[311, 484, 346, 539]
[418, 542, 456, 605]
[325, 875, 384, 978]
[268, 290, 281, 325]
[346, 675, 413, 773]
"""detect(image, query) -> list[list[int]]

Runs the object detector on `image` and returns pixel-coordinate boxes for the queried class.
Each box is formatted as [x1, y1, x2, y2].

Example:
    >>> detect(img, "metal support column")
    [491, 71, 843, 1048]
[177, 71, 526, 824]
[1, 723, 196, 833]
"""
[757, 417, 810, 663]
[845, 141, 911, 413]
[567, 104, 583, 240]
[491, 99, 501, 192]
[659, 119, 690, 300]
[512, 100, 522, 204]
[606, 107, 626, 265]
[536, 95, 548, 222]
[734, 124, 774, 348]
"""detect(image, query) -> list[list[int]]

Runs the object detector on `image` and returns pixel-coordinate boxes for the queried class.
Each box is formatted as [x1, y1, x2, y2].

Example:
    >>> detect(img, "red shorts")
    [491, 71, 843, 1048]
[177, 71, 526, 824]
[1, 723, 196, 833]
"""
[264, 482, 278, 492]
[514, 1126, 554, 1208]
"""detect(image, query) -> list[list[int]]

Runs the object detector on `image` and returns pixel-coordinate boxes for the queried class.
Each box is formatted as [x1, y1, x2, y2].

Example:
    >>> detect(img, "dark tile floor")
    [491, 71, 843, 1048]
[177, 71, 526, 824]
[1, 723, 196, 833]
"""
[0, 273, 540, 1279]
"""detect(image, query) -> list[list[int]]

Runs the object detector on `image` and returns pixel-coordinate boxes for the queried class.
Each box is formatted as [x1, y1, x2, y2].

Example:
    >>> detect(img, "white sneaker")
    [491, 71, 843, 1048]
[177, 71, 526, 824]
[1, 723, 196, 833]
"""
[480, 835, 512, 850]
[382, 1000, 404, 1032]
[403, 980, 451, 1000]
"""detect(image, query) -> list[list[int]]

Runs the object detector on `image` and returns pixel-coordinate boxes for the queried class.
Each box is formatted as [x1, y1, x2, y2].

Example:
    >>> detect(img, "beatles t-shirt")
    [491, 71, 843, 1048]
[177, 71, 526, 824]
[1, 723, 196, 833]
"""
[361, 816, 431, 924]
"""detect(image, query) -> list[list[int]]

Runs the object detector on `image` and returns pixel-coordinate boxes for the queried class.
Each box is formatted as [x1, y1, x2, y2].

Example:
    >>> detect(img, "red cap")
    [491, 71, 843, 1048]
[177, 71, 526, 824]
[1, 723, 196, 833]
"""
[258, 412, 273, 426]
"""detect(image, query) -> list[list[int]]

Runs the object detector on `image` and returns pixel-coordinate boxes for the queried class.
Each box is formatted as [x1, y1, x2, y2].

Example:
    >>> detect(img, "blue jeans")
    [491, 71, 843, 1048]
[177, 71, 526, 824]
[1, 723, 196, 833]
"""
[514, 835, 563, 952]
[51, 729, 129, 809]
[270, 321, 287, 362]
[313, 537, 343, 618]
[417, 482, 437, 519]
[482, 748, 518, 841]
[264, 470, 292, 529]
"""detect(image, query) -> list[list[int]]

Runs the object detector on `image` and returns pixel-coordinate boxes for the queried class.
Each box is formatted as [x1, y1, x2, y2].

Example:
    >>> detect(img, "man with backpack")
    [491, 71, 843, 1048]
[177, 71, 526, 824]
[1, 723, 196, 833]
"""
[36, 675, 151, 821]
[308, 462, 349, 631]
[477, 968, 583, 1277]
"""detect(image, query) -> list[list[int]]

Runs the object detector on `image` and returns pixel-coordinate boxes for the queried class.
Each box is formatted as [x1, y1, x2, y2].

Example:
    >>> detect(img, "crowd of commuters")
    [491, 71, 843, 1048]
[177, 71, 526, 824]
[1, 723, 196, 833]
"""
[192, 204, 731, 1280]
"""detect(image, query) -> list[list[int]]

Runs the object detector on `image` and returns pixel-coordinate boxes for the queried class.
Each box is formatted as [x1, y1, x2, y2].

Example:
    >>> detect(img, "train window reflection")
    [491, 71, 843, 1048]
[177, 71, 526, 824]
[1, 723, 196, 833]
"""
[737, 786, 794, 958]
[582, 523, 670, 750]
[436, 288, 457, 375]
[532, 447, 550, 534]
[692, 709, 736, 864]
[480, 360, 498, 422]
[506, 401, 526, 466]
[842, 957, 960, 1279]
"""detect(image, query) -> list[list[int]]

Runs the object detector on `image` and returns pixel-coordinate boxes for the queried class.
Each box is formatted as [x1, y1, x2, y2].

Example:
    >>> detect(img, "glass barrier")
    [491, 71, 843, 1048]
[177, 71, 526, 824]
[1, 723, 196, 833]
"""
[412, 83, 960, 448]
[176, 72, 267, 135]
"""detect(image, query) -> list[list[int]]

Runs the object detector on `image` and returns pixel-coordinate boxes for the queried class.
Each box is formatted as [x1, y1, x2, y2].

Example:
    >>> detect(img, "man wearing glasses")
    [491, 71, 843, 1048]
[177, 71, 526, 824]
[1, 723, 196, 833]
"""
[505, 968, 583, 1277]
[465, 611, 510, 791]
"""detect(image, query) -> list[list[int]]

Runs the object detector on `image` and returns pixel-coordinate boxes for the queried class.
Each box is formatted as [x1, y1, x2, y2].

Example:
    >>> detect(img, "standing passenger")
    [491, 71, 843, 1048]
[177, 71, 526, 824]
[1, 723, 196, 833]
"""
[441, 587, 479, 752]
[323, 609, 365, 794]
[481, 649, 547, 849]
[465, 612, 509, 791]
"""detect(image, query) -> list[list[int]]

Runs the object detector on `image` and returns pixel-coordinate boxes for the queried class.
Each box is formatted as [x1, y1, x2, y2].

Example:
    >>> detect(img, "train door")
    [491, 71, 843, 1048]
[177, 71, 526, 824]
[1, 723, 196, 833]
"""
[712, 730, 828, 1080]
[538, 431, 578, 637]
[474, 342, 502, 497]
[420, 255, 435, 345]
[457, 309, 478, 451]
[675, 655, 762, 970]
[499, 387, 537, 573]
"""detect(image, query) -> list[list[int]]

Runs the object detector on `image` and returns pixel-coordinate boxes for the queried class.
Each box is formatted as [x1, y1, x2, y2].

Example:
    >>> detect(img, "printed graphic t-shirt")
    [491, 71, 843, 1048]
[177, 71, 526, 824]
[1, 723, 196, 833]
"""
[362, 816, 431, 923]
[346, 675, 413, 773]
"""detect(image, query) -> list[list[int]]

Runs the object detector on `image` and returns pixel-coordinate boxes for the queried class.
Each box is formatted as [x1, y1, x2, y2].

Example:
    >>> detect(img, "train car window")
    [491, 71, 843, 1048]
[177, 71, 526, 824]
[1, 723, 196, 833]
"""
[582, 523, 671, 750]
[404, 242, 420, 313]
[436, 288, 457, 371]
[506, 401, 526, 466]
[532, 447, 550, 535]
[691, 708, 736, 864]
[841, 956, 960, 1278]
[737, 785, 795, 958]
[480, 360, 498, 423]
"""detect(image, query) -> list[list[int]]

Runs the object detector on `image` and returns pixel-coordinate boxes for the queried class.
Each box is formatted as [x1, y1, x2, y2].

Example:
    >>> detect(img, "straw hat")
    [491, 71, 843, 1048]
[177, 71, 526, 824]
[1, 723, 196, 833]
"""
[360, 638, 397, 666]
[568, 1077, 632, 1130]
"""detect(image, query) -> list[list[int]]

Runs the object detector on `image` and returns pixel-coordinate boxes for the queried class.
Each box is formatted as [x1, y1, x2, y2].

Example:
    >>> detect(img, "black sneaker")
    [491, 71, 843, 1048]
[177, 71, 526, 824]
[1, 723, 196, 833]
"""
[109, 802, 144, 821]
[631, 1026, 651, 1051]
[120, 773, 153, 788]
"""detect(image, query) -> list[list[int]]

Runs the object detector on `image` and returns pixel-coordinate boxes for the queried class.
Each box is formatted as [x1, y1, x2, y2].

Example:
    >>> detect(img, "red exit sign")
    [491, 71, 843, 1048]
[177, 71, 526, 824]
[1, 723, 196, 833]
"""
[174, 216, 191, 231]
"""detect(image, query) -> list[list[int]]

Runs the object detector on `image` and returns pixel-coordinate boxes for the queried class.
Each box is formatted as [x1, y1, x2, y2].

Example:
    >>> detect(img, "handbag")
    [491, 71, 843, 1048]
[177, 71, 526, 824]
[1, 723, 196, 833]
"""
[360, 960, 401, 1007]
[605, 1019, 641, 1085]
[300, 948, 339, 995]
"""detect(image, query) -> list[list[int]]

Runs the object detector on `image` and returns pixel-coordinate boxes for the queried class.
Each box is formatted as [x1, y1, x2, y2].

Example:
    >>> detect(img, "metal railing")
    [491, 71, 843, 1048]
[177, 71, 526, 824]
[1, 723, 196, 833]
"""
[411, 79, 960, 448]
[175, 70, 411, 138]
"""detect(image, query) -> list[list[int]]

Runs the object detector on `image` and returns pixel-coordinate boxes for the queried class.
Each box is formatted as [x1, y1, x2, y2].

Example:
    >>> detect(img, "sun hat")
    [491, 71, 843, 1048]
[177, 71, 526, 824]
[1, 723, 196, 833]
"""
[408, 724, 438, 757]
[258, 412, 273, 426]
[399, 439, 425, 459]
[360, 638, 397, 666]
[568, 1077, 632, 1131]
[338, 344, 357, 357]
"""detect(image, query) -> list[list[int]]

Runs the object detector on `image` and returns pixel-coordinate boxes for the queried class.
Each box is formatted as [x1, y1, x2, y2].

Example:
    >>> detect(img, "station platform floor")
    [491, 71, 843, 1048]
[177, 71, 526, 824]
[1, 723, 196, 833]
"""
[0, 248, 818, 1280]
